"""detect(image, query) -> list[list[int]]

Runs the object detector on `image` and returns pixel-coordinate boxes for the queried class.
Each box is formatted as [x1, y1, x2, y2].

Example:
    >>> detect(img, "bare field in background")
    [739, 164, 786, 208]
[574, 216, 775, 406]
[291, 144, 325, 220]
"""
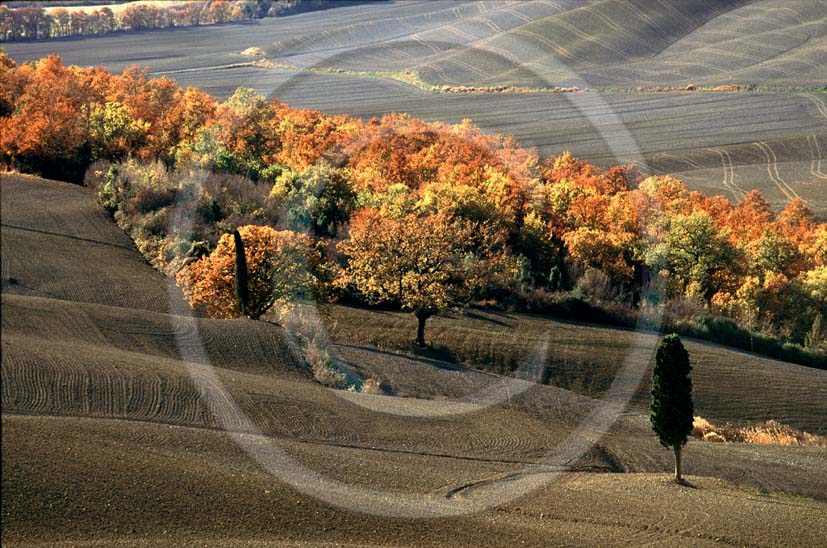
[5, 0, 826, 215]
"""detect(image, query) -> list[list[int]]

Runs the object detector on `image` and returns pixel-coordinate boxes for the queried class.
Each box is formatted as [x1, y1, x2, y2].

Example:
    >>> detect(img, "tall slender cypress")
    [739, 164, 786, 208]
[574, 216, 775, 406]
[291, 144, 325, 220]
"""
[233, 229, 250, 318]
[650, 333, 694, 483]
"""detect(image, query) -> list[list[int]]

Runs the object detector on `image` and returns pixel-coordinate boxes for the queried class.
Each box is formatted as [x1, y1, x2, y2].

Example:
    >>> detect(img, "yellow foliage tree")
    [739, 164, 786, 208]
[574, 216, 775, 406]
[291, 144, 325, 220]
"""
[84, 100, 149, 160]
[564, 227, 635, 283]
[338, 208, 513, 345]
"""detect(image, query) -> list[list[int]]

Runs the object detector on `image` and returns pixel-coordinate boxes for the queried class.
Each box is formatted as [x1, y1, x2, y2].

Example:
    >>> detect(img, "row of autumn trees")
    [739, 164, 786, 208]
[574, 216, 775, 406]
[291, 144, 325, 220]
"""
[0, 0, 310, 42]
[1, 54, 825, 355]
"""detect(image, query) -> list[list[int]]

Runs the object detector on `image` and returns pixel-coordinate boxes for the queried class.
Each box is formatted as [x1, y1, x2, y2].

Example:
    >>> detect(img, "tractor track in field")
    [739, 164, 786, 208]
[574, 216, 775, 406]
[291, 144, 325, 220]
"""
[708, 147, 746, 201]
[808, 134, 827, 179]
[754, 141, 801, 202]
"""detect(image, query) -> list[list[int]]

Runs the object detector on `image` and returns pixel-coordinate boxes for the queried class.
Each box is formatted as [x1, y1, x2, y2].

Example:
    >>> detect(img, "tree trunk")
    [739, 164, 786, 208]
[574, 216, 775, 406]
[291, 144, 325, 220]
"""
[233, 230, 249, 319]
[673, 444, 682, 483]
[415, 311, 428, 347]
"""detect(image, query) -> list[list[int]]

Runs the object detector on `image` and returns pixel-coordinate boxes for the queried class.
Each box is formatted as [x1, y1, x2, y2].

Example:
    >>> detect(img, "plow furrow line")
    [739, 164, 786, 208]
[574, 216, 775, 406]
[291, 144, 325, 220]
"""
[410, 33, 442, 55]
[670, 153, 706, 171]
[582, 5, 652, 48]
[513, 28, 575, 62]
[504, 7, 532, 24]
[553, 20, 635, 62]
[445, 25, 476, 42]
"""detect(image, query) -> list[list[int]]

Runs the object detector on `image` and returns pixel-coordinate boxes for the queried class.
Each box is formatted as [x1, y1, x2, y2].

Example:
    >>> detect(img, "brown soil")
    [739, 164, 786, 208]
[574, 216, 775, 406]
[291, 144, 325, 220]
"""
[2, 175, 826, 546]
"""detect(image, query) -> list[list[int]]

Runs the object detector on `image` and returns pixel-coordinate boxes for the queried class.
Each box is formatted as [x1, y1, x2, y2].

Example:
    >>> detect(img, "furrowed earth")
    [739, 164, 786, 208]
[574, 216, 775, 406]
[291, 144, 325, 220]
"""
[2, 174, 826, 546]
[2, 1, 827, 545]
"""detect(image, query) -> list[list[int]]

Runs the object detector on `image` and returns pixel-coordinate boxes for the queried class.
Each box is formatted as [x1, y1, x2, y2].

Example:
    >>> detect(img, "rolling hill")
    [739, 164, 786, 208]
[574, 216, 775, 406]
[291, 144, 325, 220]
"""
[412, 0, 826, 89]
[3, 0, 826, 215]
[2, 172, 827, 545]
[7, 414, 826, 547]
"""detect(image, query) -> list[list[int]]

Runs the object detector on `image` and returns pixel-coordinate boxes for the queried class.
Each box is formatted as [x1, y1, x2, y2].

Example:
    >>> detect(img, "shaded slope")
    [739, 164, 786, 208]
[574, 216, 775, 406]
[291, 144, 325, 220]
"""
[0, 174, 179, 314]
[612, 0, 827, 87]
[265, 0, 589, 70]
[325, 306, 827, 436]
[418, 0, 751, 87]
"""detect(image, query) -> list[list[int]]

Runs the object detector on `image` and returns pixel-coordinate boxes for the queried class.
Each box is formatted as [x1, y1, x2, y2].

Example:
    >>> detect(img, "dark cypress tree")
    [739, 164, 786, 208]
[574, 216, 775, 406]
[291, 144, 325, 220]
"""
[650, 333, 694, 483]
[233, 229, 250, 318]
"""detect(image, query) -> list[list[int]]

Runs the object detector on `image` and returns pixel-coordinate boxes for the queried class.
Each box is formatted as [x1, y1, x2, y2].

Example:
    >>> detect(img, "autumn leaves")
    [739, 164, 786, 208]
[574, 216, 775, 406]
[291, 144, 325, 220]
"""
[338, 209, 514, 345]
[1, 54, 825, 352]
[177, 225, 315, 320]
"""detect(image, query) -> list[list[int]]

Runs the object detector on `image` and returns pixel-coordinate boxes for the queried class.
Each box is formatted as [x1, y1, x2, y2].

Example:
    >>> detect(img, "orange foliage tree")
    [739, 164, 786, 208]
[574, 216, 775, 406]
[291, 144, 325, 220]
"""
[0, 55, 101, 180]
[176, 225, 315, 319]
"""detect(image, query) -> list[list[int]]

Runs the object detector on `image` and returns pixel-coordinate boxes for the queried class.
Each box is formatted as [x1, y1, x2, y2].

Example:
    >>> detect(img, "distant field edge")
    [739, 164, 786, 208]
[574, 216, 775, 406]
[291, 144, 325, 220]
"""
[248, 61, 827, 95]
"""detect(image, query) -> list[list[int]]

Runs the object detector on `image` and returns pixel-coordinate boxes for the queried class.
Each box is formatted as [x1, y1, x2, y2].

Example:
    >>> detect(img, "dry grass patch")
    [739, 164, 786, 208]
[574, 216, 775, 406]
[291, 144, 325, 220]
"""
[692, 416, 826, 447]
[712, 84, 749, 92]
[241, 47, 265, 57]
[355, 377, 385, 395]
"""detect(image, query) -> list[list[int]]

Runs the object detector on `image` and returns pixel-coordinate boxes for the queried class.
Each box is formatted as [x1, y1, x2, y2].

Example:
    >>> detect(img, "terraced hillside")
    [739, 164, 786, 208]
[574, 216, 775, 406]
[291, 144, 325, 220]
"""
[9, 0, 824, 89]
[4, 0, 826, 215]
[3, 175, 827, 545]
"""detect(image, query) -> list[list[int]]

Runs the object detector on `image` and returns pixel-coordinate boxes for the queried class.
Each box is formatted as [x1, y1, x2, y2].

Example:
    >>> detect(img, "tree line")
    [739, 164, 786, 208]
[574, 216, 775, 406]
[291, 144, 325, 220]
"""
[1, 54, 824, 357]
[0, 0, 315, 42]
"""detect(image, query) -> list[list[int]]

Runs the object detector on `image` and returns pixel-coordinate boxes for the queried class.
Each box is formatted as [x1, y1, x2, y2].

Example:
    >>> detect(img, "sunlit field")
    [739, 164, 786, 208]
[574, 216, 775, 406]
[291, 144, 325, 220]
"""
[2, 1, 826, 546]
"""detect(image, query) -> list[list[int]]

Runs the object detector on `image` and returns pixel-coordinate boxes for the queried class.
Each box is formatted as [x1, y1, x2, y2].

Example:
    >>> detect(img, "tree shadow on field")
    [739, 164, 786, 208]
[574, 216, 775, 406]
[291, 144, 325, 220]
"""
[669, 477, 698, 489]
[335, 342, 469, 372]
[412, 342, 464, 366]
[465, 310, 512, 327]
